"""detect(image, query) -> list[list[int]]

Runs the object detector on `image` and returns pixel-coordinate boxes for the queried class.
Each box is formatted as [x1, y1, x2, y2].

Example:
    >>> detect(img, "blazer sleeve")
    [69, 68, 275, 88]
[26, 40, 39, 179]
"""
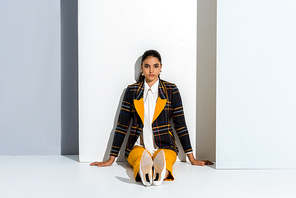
[110, 86, 133, 157]
[171, 84, 193, 154]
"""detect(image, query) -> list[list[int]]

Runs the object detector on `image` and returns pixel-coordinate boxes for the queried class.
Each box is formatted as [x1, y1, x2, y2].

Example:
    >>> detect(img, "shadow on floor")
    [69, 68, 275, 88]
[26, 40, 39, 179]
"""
[62, 155, 79, 162]
[117, 162, 143, 186]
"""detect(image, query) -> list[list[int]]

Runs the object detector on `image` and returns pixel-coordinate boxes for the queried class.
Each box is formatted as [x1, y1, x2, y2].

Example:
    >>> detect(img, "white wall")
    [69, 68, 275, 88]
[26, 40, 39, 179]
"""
[0, 0, 61, 154]
[78, 0, 197, 162]
[216, 0, 296, 168]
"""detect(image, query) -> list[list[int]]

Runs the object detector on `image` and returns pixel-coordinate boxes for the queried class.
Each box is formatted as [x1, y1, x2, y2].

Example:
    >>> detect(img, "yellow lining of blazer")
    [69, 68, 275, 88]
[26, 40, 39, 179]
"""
[134, 97, 167, 125]
[152, 97, 167, 123]
[134, 98, 144, 124]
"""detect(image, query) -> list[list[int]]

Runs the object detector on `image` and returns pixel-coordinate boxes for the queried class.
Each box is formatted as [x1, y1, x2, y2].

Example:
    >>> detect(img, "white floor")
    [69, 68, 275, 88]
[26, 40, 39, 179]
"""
[0, 156, 295, 198]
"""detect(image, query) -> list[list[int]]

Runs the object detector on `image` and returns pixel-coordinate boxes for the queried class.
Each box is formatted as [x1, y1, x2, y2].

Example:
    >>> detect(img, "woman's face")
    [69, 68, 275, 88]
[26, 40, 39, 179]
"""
[141, 56, 162, 86]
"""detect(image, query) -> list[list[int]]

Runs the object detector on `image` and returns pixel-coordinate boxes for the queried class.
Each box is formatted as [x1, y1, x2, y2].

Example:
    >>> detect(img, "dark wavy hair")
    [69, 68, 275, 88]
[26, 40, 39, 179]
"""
[138, 49, 162, 82]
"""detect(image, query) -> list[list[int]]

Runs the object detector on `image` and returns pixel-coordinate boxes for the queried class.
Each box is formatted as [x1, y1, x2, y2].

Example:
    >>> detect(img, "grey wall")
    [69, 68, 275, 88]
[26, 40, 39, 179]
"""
[0, 0, 61, 154]
[61, 0, 79, 155]
[196, 0, 216, 162]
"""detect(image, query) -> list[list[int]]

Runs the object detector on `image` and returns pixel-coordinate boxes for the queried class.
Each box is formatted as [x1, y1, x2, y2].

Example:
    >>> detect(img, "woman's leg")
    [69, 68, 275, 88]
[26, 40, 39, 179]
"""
[153, 149, 177, 181]
[127, 146, 152, 182]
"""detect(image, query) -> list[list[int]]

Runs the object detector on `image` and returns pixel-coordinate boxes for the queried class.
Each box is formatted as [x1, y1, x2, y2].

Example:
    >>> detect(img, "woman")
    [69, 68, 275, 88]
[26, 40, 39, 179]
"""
[91, 50, 210, 186]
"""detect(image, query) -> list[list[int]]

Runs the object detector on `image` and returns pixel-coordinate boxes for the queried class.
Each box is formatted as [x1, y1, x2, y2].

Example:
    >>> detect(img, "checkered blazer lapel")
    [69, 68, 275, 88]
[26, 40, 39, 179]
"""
[153, 79, 167, 122]
[133, 81, 144, 124]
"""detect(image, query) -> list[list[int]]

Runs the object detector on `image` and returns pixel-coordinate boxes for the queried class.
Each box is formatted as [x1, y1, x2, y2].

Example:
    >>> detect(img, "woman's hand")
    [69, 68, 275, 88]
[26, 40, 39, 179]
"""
[90, 156, 115, 167]
[186, 153, 214, 166]
[190, 158, 206, 166]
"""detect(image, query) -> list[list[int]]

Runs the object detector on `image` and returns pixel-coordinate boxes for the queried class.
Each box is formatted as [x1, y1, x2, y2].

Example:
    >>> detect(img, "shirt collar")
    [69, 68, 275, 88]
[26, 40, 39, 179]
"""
[144, 78, 159, 94]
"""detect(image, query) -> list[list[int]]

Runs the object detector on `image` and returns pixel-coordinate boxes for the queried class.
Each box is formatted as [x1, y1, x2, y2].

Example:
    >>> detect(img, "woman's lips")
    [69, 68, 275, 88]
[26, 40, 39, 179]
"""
[149, 74, 154, 77]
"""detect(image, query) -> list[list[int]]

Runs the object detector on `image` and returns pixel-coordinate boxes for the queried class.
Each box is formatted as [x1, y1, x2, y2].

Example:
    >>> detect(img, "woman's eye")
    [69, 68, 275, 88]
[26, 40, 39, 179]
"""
[144, 66, 149, 68]
[154, 65, 159, 68]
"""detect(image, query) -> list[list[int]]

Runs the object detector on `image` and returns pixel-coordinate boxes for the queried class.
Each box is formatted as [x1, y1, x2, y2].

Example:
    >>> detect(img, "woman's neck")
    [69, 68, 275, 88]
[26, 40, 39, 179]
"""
[145, 78, 158, 88]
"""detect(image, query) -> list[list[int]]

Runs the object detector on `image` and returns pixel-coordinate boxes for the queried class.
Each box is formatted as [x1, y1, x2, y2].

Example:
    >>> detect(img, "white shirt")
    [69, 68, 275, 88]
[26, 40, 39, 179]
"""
[135, 79, 159, 155]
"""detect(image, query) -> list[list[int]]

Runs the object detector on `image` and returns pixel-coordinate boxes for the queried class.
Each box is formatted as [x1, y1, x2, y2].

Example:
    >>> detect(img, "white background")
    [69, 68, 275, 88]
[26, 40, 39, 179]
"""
[78, 0, 198, 162]
[216, 0, 296, 169]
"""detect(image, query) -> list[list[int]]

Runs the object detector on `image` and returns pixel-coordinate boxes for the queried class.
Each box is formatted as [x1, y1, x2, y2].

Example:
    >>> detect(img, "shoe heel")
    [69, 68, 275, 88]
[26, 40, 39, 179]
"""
[153, 150, 166, 186]
[139, 150, 153, 186]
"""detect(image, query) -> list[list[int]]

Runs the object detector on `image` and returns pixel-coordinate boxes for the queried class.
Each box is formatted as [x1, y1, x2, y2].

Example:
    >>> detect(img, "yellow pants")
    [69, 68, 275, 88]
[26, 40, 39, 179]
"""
[127, 146, 177, 182]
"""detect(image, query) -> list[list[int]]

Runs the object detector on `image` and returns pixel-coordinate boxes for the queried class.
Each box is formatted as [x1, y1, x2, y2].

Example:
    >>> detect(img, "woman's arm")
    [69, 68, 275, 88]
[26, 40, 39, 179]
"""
[171, 84, 193, 154]
[90, 86, 133, 167]
[109, 86, 133, 157]
[90, 156, 116, 167]
[170, 84, 214, 166]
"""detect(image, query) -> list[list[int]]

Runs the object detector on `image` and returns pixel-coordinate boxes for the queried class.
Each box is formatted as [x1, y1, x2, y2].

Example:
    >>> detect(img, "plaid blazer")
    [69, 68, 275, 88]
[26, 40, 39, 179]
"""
[110, 79, 193, 158]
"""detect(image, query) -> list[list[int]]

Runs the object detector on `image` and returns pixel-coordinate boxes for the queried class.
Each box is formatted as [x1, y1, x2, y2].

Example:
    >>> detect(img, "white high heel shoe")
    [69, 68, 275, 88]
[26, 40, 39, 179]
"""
[153, 150, 166, 186]
[139, 150, 153, 187]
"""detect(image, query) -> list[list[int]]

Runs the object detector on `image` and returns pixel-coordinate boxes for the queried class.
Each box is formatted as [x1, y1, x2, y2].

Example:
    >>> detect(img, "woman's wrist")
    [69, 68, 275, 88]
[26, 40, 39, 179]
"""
[186, 152, 195, 163]
[109, 156, 116, 162]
